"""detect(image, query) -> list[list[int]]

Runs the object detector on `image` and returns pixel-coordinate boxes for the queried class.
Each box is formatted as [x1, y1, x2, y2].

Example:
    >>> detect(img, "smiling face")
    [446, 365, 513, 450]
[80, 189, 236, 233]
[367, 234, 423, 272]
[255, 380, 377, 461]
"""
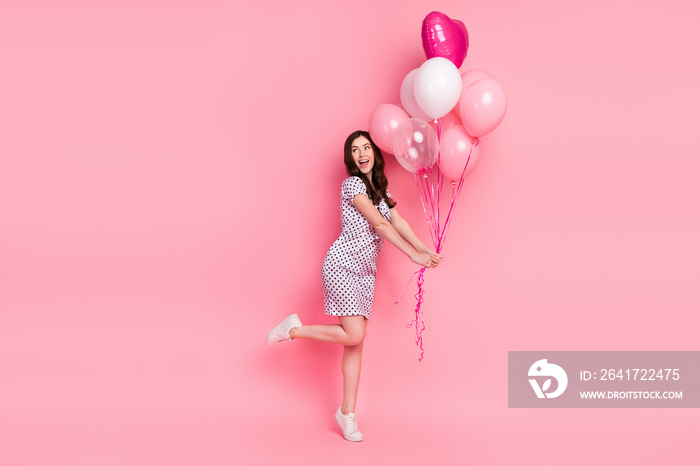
[350, 136, 375, 178]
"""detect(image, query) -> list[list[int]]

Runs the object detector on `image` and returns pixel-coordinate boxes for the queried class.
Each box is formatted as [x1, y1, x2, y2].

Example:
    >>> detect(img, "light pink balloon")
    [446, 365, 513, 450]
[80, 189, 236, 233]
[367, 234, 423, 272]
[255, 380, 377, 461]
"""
[454, 69, 492, 117]
[438, 125, 480, 181]
[459, 78, 507, 138]
[392, 118, 439, 174]
[400, 69, 433, 122]
[368, 103, 409, 154]
[430, 109, 461, 135]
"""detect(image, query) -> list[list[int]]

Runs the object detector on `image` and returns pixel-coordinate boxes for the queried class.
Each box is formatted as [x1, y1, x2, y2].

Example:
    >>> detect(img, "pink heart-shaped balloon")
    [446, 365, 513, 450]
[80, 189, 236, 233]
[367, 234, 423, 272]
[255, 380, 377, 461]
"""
[421, 11, 469, 69]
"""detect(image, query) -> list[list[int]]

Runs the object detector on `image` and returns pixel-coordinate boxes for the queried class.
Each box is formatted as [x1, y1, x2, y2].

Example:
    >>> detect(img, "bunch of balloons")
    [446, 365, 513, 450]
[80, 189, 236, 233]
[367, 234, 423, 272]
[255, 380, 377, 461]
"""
[368, 11, 507, 360]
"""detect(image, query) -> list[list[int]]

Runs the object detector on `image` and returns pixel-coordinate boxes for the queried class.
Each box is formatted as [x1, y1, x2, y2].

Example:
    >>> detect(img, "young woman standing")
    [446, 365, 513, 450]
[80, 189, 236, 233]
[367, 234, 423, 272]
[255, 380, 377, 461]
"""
[266, 130, 441, 441]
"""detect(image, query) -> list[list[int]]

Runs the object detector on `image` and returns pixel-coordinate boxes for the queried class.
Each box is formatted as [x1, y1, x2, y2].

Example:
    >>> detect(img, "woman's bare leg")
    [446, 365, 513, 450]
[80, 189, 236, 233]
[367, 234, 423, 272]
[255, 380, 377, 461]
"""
[288, 315, 366, 346]
[341, 341, 363, 414]
[339, 316, 367, 415]
[289, 315, 367, 414]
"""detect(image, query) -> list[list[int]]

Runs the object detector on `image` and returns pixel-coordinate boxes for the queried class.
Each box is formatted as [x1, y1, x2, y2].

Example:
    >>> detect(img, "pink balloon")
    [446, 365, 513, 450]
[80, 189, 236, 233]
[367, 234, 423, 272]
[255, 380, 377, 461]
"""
[400, 69, 432, 122]
[461, 69, 492, 89]
[368, 104, 409, 154]
[421, 11, 469, 69]
[430, 110, 461, 135]
[392, 118, 439, 174]
[459, 78, 507, 138]
[454, 69, 492, 117]
[438, 126, 480, 181]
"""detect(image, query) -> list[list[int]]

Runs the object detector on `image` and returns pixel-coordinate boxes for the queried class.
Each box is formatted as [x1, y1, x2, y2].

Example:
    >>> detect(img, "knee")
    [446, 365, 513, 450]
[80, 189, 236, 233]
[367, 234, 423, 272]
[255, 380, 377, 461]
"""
[345, 332, 365, 347]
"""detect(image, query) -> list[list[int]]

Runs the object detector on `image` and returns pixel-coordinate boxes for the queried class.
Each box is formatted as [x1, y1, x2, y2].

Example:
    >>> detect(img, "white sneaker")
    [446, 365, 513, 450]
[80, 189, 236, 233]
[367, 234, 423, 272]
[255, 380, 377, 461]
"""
[335, 406, 363, 442]
[265, 314, 302, 345]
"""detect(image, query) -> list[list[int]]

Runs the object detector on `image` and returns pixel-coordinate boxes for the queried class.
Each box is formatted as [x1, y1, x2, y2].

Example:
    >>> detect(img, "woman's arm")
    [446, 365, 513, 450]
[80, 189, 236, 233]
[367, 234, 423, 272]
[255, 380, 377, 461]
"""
[389, 207, 435, 255]
[353, 194, 440, 268]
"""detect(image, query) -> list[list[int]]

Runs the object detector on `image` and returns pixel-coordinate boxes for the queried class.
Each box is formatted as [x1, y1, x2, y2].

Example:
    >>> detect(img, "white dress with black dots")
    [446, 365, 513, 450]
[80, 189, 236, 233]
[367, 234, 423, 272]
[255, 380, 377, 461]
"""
[322, 176, 393, 319]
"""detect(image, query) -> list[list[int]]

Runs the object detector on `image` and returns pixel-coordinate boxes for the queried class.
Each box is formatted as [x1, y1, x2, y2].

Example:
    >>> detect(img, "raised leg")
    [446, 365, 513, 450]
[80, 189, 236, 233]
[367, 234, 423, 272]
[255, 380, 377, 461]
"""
[288, 315, 367, 346]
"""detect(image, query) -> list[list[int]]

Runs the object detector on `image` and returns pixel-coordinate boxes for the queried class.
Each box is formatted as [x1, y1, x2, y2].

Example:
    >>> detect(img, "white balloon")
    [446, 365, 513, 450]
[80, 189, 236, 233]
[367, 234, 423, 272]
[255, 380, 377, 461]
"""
[400, 69, 432, 122]
[413, 57, 462, 120]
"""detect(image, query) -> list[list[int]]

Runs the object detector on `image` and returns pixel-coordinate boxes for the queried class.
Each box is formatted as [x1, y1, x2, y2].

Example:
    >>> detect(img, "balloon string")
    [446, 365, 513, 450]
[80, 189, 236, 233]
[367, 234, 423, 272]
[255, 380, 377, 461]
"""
[421, 171, 439, 247]
[439, 139, 476, 245]
[414, 172, 437, 247]
[435, 170, 444, 252]
[421, 173, 433, 241]
[424, 171, 439, 245]
[413, 173, 429, 237]
[423, 172, 433, 220]
[404, 266, 427, 361]
[420, 173, 435, 240]
[393, 268, 422, 305]
[435, 119, 443, 249]
[398, 131, 473, 362]
[394, 267, 427, 361]
[439, 180, 463, 248]
[430, 171, 437, 223]
[439, 183, 460, 250]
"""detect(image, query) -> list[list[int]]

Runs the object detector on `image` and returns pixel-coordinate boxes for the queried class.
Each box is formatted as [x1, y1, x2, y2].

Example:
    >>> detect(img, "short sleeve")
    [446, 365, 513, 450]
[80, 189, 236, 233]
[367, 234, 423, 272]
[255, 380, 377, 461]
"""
[341, 176, 368, 200]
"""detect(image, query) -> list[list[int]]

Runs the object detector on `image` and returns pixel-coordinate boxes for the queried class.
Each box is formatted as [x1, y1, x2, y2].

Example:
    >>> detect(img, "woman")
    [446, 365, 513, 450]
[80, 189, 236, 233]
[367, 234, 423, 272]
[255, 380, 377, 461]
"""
[266, 130, 441, 442]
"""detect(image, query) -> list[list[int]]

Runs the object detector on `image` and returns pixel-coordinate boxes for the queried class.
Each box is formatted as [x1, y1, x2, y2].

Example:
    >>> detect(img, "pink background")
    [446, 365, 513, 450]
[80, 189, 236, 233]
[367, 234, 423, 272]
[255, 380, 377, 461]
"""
[1, 1, 698, 465]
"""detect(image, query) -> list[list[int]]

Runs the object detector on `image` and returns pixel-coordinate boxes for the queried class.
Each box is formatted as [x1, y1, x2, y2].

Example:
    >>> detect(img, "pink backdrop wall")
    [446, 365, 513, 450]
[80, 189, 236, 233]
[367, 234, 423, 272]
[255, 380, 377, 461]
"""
[1, 1, 697, 464]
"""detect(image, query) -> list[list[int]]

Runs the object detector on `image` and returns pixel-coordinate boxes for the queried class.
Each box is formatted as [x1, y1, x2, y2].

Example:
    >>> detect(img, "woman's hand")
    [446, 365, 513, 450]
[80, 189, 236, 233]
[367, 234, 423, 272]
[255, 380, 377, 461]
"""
[411, 251, 443, 268]
[422, 248, 443, 267]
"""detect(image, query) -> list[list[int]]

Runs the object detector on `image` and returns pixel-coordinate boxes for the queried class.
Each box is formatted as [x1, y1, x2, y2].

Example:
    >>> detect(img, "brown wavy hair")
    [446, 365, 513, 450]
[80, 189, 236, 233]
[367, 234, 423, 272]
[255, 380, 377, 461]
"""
[343, 130, 396, 208]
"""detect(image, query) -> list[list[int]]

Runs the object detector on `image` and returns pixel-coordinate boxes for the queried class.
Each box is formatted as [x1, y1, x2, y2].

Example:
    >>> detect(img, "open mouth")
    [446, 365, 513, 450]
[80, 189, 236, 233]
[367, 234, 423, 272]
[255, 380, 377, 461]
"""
[359, 159, 369, 168]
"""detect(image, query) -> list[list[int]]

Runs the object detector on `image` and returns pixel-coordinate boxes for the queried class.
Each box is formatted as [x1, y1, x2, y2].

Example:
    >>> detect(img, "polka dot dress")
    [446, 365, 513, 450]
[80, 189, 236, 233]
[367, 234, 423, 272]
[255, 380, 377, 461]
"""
[322, 176, 393, 319]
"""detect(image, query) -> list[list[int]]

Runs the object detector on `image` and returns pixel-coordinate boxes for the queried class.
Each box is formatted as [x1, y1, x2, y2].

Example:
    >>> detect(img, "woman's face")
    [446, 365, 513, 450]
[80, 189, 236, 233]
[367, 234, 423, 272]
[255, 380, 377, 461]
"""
[351, 136, 374, 176]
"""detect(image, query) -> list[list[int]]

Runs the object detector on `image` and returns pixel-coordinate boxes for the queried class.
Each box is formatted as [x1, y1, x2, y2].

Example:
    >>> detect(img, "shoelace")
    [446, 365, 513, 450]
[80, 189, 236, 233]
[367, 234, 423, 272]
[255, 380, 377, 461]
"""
[346, 414, 358, 433]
